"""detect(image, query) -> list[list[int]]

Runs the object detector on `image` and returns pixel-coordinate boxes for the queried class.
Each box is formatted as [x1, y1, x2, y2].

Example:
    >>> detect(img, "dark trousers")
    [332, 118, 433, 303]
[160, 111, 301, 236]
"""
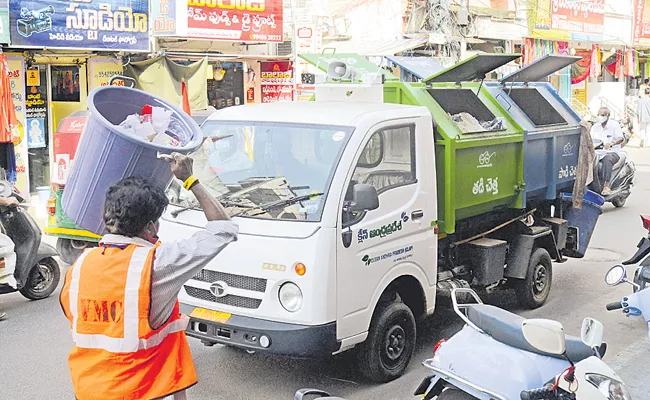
[599, 153, 620, 183]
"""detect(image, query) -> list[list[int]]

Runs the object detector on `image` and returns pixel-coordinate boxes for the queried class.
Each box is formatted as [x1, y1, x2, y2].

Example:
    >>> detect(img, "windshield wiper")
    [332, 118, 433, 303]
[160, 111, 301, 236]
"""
[235, 193, 324, 217]
[170, 199, 254, 218]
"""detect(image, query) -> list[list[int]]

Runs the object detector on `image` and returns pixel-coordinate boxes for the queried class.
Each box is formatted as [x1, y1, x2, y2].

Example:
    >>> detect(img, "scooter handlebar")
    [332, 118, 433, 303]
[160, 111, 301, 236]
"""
[520, 386, 553, 400]
[606, 301, 623, 311]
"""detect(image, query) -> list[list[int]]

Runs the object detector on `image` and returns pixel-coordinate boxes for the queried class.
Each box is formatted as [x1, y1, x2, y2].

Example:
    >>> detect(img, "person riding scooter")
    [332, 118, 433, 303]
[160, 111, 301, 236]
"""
[590, 107, 625, 196]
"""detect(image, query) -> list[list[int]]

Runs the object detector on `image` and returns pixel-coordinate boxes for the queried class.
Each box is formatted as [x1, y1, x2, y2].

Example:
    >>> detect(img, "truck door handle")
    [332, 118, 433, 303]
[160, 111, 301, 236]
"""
[411, 210, 424, 220]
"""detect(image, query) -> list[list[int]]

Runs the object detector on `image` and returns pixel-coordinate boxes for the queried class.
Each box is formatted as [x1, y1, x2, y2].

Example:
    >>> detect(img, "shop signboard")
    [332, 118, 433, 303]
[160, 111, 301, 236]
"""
[6, 56, 29, 196]
[150, 0, 283, 42]
[25, 66, 48, 149]
[260, 61, 293, 103]
[8, 0, 150, 51]
[528, 0, 604, 41]
[0, 0, 10, 44]
[89, 58, 123, 90]
[633, 0, 650, 46]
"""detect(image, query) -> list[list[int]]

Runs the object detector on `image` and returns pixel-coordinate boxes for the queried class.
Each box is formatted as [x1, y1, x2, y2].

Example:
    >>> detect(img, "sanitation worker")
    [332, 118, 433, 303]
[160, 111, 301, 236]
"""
[60, 153, 238, 400]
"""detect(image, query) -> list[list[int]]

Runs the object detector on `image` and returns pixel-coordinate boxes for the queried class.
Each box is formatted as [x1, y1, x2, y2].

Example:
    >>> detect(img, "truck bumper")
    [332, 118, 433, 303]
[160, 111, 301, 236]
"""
[180, 303, 340, 358]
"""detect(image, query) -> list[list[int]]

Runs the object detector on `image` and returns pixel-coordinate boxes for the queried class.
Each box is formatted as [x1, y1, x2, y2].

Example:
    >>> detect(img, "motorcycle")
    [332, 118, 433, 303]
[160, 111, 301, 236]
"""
[0, 182, 61, 300]
[414, 288, 629, 400]
[617, 215, 650, 292]
[589, 138, 635, 208]
[604, 264, 650, 339]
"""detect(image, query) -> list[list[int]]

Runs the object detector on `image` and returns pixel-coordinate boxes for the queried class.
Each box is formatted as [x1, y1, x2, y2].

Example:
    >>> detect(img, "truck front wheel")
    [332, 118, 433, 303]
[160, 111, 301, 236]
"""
[515, 248, 553, 309]
[357, 300, 416, 383]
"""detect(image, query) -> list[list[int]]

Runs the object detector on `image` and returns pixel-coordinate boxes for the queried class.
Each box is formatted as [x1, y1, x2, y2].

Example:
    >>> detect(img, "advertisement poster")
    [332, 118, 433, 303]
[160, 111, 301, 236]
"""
[150, 0, 283, 42]
[633, 0, 650, 45]
[25, 66, 48, 149]
[51, 66, 80, 102]
[89, 58, 123, 90]
[260, 61, 293, 103]
[6, 56, 29, 196]
[550, 0, 605, 34]
[295, 24, 321, 101]
[8, 0, 150, 51]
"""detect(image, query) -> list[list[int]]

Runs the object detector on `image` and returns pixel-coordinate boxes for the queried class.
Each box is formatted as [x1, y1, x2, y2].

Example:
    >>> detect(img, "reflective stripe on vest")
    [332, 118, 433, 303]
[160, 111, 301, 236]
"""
[68, 246, 188, 353]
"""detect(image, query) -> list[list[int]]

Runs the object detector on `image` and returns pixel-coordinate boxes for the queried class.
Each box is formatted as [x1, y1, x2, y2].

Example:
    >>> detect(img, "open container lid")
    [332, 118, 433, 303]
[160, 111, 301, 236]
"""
[499, 54, 581, 83]
[299, 53, 398, 80]
[424, 54, 521, 83]
[386, 56, 443, 79]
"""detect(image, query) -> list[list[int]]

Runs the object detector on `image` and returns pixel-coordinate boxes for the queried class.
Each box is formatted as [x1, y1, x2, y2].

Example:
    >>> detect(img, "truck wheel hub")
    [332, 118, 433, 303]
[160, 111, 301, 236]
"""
[384, 325, 406, 361]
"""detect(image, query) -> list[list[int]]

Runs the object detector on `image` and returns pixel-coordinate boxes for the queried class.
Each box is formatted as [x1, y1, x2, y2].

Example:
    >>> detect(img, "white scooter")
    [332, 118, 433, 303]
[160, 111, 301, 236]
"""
[415, 289, 630, 400]
[605, 264, 650, 338]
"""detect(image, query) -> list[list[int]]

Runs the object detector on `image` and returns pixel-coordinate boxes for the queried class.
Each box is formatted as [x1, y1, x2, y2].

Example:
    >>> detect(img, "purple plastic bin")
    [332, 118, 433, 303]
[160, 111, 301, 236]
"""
[62, 86, 203, 235]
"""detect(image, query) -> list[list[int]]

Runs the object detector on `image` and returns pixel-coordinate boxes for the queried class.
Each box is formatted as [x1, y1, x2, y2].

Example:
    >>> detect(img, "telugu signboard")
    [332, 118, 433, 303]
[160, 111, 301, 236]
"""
[150, 0, 283, 42]
[550, 0, 605, 34]
[633, 0, 650, 46]
[6, 56, 29, 196]
[8, 0, 150, 51]
[260, 61, 293, 103]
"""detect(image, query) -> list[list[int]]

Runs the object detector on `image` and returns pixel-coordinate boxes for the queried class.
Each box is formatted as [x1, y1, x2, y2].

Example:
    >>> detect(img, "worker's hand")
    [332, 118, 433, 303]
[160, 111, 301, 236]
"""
[166, 152, 194, 182]
[0, 197, 19, 207]
[604, 142, 612, 150]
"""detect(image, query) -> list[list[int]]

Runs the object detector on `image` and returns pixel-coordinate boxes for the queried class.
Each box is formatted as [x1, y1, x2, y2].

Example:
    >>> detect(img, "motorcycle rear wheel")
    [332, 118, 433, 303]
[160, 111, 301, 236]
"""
[612, 197, 627, 208]
[19, 257, 60, 300]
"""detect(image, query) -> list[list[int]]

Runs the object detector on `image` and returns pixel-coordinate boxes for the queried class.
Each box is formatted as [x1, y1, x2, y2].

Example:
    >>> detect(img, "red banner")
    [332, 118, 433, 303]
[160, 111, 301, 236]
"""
[633, 0, 650, 45]
[260, 61, 293, 103]
[551, 0, 605, 34]
[187, 0, 283, 42]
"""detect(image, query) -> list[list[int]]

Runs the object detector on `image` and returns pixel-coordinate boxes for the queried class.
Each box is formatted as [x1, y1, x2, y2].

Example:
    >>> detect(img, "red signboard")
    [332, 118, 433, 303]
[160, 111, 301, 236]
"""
[633, 0, 650, 45]
[260, 61, 293, 103]
[551, 0, 605, 34]
[187, 0, 283, 42]
[53, 116, 88, 184]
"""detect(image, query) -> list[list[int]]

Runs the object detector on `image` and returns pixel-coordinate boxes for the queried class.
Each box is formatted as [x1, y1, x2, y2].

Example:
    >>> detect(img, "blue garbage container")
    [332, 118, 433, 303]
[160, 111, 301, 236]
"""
[560, 190, 605, 258]
[62, 86, 203, 235]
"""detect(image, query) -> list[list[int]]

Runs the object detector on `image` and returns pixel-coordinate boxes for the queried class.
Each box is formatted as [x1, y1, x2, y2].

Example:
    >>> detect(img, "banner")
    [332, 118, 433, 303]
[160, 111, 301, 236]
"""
[89, 58, 123, 90]
[550, 0, 604, 34]
[150, 0, 283, 42]
[0, 0, 10, 43]
[6, 56, 29, 196]
[25, 66, 48, 149]
[633, 0, 650, 46]
[260, 61, 293, 103]
[8, 0, 150, 51]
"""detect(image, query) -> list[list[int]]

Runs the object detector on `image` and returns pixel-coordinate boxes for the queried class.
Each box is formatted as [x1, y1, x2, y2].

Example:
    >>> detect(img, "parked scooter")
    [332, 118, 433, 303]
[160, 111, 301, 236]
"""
[615, 215, 650, 291]
[0, 182, 60, 300]
[414, 288, 629, 400]
[589, 138, 636, 208]
[605, 264, 650, 339]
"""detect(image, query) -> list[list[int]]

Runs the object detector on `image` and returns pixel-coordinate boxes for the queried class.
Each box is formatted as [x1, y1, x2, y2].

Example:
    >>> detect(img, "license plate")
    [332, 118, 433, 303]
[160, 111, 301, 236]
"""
[189, 307, 231, 324]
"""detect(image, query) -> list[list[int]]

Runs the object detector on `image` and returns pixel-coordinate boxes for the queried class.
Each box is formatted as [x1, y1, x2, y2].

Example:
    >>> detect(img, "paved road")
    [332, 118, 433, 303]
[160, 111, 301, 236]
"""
[1, 148, 648, 400]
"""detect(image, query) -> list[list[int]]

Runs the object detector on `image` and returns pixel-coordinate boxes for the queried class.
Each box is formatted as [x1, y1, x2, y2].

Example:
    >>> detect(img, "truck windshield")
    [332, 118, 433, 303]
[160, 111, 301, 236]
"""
[167, 121, 353, 222]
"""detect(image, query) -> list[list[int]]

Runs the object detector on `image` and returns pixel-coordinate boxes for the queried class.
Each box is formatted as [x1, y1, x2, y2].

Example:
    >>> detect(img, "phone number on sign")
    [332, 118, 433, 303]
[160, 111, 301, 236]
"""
[248, 33, 282, 41]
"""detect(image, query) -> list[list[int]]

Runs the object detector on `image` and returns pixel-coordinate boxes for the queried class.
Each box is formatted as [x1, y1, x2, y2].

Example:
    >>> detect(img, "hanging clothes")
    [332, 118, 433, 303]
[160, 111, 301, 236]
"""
[0, 54, 17, 143]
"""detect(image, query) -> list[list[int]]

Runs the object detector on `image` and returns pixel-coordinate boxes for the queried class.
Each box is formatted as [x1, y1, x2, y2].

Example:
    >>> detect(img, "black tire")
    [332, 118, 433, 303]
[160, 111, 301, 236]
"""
[612, 197, 627, 208]
[357, 300, 416, 383]
[57, 238, 95, 265]
[437, 389, 477, 399]
[19, 257, 61, 300]
[515, 248, 553, 309]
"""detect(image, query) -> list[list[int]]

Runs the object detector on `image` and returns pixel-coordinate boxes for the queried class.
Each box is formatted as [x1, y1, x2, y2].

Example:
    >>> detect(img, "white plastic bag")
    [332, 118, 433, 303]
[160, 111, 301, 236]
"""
[0, 232, 16, 289]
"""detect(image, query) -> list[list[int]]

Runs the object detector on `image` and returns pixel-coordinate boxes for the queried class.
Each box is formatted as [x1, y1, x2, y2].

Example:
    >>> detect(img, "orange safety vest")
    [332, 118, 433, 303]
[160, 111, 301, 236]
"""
[60, 244, 198, 400]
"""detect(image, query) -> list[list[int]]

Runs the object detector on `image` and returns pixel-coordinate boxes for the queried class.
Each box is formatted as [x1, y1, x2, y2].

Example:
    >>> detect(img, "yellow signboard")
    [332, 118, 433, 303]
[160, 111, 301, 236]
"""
[26, 68, 40, 87]
[7, 56, 29, 197]
[89, 58, 123, 91]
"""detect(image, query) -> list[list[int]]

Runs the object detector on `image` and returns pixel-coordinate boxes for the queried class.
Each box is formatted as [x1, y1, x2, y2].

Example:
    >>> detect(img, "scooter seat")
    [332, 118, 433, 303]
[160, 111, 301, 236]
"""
[466, 304, 594, 362]
[612, 152, 627, 170]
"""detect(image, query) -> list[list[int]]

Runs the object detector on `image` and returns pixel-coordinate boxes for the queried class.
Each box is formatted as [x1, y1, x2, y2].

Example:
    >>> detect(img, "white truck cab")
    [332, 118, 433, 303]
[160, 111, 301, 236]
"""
[161, 100, 438, 381]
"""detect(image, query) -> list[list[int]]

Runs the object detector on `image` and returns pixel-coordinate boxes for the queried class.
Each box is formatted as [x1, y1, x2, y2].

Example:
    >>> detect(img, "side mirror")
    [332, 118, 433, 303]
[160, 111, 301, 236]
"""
[580, 317, 604, 348]
[522, 319, 566, 356]
[605, 265, 627, 286]
[351, 184, 379, 212]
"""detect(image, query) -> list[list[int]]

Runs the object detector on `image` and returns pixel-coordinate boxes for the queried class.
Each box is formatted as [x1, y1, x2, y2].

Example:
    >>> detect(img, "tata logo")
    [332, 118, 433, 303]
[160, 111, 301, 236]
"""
[262, 263, 287, 272]
[477, 151, 496, 168]
[209, 281, 229, 298]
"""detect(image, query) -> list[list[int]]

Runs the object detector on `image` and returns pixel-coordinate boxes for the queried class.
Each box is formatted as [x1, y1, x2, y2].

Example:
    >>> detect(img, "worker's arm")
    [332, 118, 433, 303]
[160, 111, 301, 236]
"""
[0, 197, 19, 207]
[605, 122, 625, 149]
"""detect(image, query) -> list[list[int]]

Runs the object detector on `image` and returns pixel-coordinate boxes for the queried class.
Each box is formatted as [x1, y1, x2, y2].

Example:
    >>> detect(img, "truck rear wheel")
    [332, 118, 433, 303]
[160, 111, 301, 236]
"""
[515, 248, 553, 309]
[357, 300, 416, 383]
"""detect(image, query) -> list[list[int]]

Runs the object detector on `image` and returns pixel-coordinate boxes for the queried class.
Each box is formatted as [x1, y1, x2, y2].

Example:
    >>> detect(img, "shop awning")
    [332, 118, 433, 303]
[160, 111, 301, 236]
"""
[322, 37, 428, 56]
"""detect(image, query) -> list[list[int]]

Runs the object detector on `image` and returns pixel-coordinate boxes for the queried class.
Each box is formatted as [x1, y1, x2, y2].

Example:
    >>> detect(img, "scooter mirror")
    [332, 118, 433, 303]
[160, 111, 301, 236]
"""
[605, 265, 627, 286]
[522, 319, 566, 356]
[580, 317, 604, 348]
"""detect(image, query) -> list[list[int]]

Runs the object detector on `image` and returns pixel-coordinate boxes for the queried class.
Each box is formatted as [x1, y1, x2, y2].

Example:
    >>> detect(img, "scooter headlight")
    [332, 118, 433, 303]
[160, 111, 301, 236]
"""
[278, 282, 303, 312]
[586, 373, 632, 400]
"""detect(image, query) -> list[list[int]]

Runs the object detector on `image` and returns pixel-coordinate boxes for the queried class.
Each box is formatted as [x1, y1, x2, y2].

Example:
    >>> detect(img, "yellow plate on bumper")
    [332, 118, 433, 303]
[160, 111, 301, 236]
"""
[189, 307, 231, 324]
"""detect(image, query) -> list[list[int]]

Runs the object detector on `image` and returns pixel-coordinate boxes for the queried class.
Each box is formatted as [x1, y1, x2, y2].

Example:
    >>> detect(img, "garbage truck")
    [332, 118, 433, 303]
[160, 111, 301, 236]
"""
[160, 54, 601, 382]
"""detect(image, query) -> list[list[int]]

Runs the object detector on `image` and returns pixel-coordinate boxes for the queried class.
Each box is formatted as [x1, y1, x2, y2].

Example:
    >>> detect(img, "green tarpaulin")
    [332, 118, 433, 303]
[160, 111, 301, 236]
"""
[124, 56, 208, 111]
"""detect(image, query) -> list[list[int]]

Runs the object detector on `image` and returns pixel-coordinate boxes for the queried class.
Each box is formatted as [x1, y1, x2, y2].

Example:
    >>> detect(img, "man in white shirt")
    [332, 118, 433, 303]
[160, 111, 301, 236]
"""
[590, 107, 625, 195]
[638, 88, 650, 147]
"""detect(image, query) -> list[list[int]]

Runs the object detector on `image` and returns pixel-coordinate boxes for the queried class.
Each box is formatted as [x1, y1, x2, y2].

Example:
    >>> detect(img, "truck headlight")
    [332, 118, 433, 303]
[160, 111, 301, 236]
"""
[585, 373, 631, 400]
[278, 282, 303, 312]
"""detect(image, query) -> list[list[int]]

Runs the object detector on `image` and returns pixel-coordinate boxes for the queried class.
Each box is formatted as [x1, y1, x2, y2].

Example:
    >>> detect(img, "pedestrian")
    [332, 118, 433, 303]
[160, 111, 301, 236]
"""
[638, 88, 650, 148]
[590, 107, 625, 195]
[0, 195, 20, 321]
[59, 153, 238, 400]
[640, 78, 650, 98]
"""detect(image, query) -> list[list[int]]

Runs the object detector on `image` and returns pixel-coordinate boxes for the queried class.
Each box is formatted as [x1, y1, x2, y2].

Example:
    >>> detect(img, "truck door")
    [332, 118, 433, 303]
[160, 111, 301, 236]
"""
[336, 118, 437, 340]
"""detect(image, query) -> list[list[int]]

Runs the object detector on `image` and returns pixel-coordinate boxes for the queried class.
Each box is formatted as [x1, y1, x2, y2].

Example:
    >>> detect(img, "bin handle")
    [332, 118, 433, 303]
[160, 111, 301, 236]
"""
[109, 75, 136, 88]
[495, 93, 512, 111]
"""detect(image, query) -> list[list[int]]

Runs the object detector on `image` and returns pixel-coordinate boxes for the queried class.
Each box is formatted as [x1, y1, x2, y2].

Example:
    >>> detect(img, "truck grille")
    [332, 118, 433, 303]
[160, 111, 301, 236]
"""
[193, 270, 267, 292]
[184, 286, 262, 309]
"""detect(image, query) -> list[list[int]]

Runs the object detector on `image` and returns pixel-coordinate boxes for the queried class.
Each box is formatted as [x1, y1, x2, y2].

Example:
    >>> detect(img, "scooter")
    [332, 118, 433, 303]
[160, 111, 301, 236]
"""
[604, 264, 650, 338]
[414, 288, 629, 400]
[617, 215, 650, 291]
[589, 139, 635, 208]
[0, 182, 61, 300]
